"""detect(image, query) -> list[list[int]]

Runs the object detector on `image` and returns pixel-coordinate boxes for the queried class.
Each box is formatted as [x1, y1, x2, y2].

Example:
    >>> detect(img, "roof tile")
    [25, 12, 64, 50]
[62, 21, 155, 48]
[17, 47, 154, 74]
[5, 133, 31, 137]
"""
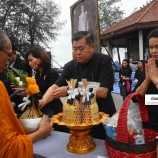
[101, 0, 158, 37]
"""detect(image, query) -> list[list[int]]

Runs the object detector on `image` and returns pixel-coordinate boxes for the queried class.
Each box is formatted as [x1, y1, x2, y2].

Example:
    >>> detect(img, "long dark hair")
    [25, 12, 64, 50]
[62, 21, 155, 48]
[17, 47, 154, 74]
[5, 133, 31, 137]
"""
[137, 60, 145, 70]
[122, 59, 130, 68]
[26, 46, 51, 69]
[147, 28, 158, 41]
[121, 59, 131, 75]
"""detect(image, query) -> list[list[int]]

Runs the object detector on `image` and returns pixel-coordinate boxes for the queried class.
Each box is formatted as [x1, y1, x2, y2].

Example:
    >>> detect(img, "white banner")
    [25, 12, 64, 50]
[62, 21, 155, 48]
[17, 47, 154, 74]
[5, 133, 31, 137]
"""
[145, 94, 158, 105]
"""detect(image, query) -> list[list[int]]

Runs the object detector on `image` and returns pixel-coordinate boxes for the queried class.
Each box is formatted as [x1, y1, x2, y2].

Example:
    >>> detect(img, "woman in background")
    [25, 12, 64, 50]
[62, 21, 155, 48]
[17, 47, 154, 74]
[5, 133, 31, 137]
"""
[119, 59, 132, 100]
[136, 28, 158, 124]
[133, 60, 146, 91]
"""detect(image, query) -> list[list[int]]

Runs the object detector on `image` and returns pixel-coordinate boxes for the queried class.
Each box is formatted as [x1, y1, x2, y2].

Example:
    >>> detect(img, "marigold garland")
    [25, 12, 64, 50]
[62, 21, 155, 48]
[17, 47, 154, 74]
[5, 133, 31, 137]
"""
[26, 77, 36, 85]
[7, 68, 42, 119]
[20, 76, 41, 119]
[25, 77, 40, 96]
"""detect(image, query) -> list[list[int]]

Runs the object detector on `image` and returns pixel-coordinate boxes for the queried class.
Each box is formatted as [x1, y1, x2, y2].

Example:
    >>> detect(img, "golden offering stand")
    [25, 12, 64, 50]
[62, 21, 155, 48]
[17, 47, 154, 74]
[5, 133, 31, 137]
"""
[51, 112, 108, 154]
[67, 125, 95, 154]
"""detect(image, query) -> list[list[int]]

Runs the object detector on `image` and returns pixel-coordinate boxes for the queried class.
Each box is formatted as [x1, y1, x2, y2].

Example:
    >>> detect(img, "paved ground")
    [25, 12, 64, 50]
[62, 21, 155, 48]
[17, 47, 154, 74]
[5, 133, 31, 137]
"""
[111, 93, 123, 111]
[112, 93, 135, 111]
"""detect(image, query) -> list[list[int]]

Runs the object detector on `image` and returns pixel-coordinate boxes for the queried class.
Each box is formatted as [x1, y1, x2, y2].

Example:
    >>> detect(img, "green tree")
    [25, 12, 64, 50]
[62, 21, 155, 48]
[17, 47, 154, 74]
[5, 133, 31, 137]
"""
[0, 0, 63, 56]
[98, 0, 124, 32]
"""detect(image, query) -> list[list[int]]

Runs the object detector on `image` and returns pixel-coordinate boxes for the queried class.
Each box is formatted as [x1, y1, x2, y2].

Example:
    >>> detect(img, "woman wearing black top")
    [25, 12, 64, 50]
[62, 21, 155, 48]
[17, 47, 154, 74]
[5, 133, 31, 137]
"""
[133, 60, 146, 91]
[119, 59, 132, 100]
[136, 28, 158, 124]
[26, 47, 63, 117]
[26, 47, 68, 132]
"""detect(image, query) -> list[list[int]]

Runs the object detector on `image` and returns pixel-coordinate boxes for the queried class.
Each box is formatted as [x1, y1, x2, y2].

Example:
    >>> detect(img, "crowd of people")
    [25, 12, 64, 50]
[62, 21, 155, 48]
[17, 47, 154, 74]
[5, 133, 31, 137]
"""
[118, 59, 146, 101]
[1, 27, 158, 156]
[117, 28, 158, 125]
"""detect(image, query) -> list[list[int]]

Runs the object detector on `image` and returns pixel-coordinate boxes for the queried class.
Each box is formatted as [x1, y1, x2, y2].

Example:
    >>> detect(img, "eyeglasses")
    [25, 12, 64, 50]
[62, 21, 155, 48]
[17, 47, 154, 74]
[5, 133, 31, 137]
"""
[0, 47, 13, 61]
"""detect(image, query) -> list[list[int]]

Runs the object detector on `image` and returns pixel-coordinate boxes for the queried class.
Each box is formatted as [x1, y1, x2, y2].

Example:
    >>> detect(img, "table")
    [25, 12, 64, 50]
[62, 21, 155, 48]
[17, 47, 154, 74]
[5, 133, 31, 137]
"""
[33, 131, 109, 158]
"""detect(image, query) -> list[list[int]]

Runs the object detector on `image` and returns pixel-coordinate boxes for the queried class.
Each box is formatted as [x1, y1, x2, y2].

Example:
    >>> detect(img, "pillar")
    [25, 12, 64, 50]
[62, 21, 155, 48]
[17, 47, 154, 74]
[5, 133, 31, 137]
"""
[139, 30, 144, 60]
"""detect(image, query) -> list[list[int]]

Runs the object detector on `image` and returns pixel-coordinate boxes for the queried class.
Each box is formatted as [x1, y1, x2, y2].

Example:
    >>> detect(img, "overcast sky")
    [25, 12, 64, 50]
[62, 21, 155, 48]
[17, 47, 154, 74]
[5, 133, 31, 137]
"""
[51, 0, 149, 68]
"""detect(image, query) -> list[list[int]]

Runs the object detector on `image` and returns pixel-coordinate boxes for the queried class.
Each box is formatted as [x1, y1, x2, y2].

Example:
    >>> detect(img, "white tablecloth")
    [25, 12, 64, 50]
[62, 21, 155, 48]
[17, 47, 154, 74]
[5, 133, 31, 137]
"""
[33, 131, 109, 158]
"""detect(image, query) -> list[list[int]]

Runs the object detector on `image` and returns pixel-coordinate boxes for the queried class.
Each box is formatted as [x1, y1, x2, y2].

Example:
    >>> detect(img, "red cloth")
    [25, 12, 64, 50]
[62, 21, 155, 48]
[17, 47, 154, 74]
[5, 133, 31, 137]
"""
[126, 80, 131, 92]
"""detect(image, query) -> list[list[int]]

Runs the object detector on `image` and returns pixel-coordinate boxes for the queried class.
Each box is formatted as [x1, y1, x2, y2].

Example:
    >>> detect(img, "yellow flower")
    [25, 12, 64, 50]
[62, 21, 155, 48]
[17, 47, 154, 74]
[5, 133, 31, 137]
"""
[25, 77, 40, 96]
[26, 77, 36, 84]
[26, 84, 40, 96]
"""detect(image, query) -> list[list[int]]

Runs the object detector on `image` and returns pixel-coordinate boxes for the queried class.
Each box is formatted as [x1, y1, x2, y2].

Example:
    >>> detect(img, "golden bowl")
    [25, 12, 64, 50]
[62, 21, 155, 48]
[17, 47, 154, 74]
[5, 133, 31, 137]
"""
[51, 112, 109, 127]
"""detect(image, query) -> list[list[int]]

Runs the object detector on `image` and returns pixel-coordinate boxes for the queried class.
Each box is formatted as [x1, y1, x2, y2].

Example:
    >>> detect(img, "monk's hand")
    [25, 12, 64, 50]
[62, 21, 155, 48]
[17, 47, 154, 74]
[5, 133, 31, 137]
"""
[38, 115, 54, 138]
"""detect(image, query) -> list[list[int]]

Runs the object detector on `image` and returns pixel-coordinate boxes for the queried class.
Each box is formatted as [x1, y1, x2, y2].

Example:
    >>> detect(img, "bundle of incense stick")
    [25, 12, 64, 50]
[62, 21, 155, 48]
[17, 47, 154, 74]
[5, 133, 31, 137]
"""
[82, 79, 88, 89]
[20, 99, 41, 119]
[67, 79, 77, 90]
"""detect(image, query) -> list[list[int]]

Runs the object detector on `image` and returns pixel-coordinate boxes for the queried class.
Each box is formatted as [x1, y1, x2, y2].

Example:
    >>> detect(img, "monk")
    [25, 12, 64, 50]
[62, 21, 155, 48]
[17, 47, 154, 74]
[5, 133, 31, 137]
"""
[0, 30, 53, 158]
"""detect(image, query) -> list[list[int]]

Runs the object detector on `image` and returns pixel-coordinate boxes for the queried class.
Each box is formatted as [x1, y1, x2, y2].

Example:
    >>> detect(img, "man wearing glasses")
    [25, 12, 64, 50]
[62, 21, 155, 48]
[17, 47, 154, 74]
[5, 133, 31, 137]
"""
[0, 46, 12, 71]
[0, 37, 31, 114]
[0, 46, 31, 74]
[0, 47, 13, 63]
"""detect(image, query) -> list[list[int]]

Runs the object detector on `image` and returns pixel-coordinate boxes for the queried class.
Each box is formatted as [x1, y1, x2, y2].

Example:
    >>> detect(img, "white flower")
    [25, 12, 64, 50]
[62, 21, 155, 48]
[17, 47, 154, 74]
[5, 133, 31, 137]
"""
[16, 77, 20, 82]
[19, 81, 24, 87]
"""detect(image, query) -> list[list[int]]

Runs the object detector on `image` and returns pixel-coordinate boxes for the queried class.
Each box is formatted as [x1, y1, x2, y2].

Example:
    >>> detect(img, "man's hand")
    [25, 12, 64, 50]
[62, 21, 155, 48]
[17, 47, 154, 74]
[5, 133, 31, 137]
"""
[38, 99, 46, 109]
[52, 86, 68, 99]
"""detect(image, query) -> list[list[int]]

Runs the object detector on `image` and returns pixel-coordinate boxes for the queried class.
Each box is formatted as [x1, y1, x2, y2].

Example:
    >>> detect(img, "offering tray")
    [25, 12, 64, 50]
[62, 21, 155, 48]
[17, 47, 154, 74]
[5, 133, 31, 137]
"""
[51, 112, 109, 154]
